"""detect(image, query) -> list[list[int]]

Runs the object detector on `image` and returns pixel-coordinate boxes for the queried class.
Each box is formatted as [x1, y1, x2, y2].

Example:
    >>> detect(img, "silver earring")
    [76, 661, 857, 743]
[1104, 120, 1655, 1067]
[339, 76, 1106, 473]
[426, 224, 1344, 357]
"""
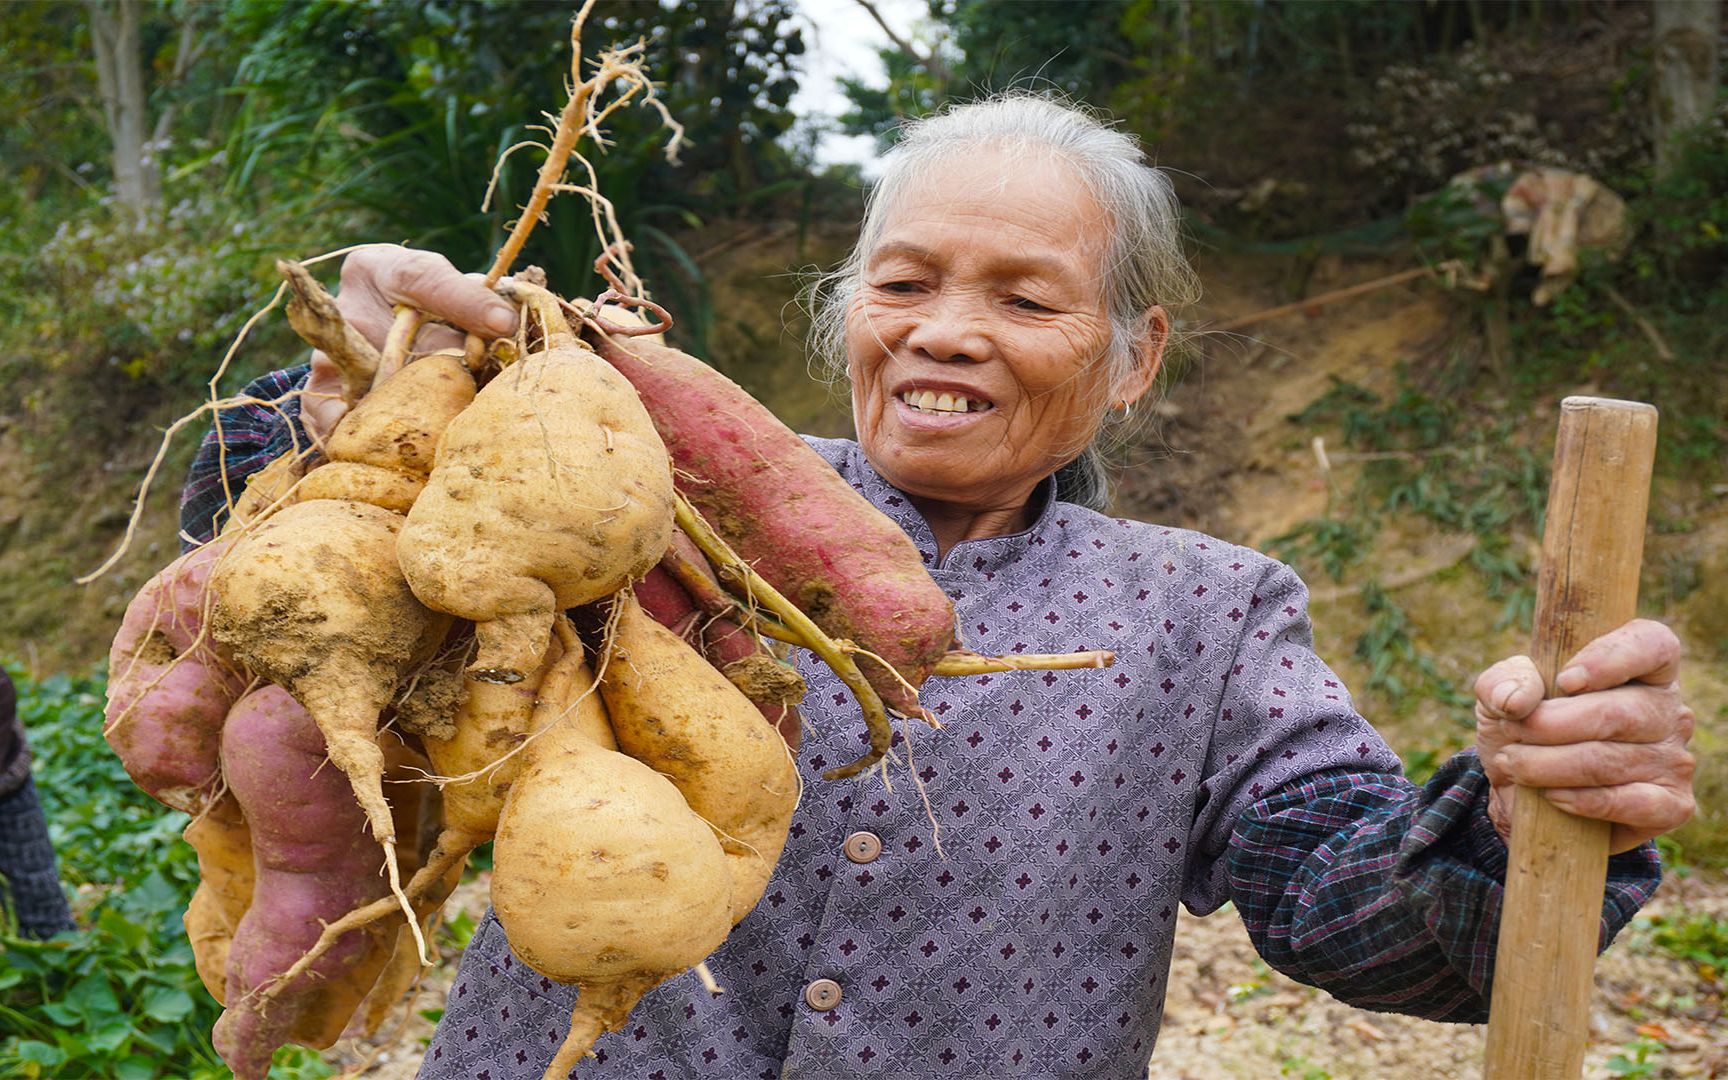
[1116, 400, 1133, 420]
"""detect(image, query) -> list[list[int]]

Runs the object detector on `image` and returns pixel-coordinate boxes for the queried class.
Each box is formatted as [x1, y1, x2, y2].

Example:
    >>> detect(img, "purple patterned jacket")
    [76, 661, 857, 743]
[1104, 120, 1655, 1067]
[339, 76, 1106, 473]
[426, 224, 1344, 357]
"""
[179, 388, 1658, 1079]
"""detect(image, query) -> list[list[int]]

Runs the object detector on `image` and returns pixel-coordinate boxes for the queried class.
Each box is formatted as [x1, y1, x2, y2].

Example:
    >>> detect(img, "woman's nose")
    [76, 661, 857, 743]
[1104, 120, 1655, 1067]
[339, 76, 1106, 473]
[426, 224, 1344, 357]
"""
[903, 292, 992, 363]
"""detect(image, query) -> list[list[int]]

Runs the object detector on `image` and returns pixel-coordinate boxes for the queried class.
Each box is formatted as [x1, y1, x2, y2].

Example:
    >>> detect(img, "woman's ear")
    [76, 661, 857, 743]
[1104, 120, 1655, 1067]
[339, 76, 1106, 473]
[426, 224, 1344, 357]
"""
[1116, 305, 1168, 408]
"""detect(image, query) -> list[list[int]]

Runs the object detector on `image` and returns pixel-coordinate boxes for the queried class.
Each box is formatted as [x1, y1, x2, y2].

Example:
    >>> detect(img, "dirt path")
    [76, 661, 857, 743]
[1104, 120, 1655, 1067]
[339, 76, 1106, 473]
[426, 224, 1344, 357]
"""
[1152, 870, 1726, 1080]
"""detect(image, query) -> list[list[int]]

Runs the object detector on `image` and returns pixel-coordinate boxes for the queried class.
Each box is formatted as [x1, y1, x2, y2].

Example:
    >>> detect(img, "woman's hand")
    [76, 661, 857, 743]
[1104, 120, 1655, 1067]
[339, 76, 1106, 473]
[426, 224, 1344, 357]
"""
[301, 245, 519, 444]
[1474, 619, 1695, 855]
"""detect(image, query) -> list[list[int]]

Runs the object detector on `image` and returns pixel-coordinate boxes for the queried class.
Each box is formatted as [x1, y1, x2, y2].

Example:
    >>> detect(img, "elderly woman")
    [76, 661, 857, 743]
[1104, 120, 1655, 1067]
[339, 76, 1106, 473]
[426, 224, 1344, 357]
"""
[181, 96, 1694, 1078]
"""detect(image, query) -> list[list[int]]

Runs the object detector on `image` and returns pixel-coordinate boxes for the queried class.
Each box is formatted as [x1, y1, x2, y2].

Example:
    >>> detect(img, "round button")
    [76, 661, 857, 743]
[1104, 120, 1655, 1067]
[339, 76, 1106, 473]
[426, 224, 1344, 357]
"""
[844, 831, 883, 864]
[804, 978, 842, 1011]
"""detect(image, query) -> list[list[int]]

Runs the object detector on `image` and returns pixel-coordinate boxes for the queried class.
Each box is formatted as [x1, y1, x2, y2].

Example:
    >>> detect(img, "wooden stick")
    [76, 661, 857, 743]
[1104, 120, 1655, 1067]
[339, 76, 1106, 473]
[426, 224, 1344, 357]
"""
[1483, 396, 1657, 1077]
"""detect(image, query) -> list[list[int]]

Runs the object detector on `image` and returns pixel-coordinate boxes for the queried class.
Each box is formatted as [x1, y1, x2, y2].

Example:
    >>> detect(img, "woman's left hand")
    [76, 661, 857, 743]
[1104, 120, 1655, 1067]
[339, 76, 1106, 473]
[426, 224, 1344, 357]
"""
[1474, 618, 1695, 855]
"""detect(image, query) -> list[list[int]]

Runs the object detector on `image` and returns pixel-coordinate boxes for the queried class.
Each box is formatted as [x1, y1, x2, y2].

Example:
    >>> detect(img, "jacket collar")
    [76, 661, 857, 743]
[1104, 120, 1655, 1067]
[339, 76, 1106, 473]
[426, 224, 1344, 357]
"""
[840, 441, 1065, 578]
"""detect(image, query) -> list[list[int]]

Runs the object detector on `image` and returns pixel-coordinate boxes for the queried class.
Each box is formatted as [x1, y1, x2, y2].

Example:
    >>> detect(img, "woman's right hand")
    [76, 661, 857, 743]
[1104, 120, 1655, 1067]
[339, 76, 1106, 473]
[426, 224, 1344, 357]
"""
[302, 245, 520, 445]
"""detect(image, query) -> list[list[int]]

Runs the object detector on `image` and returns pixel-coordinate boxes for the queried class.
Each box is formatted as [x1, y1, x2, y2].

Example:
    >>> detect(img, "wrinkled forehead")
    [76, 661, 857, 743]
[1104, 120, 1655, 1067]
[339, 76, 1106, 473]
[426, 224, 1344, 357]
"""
[863, 142, 1108, 249]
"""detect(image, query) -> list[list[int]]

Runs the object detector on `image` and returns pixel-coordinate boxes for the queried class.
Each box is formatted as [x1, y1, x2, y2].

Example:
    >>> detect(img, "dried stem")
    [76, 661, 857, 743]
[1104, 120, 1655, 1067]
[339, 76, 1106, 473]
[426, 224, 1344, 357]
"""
[484, 0, 599, 285]
[375, 304, 425, 389]
[931, 649, 1116, 676]
[277, 259, 380, 405]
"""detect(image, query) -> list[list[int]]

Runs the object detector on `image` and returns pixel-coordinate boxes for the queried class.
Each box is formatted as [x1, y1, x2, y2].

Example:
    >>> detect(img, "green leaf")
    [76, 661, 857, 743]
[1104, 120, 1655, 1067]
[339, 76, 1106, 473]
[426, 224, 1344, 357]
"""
[38, 1001, 79, 1026]
[13, 1040, 61, 1066]
[114, 1057, 158, 1080]
[66, 974, 122, 1019]
[141, 985, 196, 1023]
[95, 907, 148, 953]
[85, 1018, 135, 1054]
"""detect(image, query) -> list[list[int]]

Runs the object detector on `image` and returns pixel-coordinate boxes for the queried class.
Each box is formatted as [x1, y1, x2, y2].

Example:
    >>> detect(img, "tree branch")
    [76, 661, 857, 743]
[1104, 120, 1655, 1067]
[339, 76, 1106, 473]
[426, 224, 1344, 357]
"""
[853, 0, 951, 83]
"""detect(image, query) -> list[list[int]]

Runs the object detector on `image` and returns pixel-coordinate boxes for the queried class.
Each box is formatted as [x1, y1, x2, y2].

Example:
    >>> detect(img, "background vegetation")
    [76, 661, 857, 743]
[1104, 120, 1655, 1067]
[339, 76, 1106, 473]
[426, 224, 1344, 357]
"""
[1, 1, 1722, 1075]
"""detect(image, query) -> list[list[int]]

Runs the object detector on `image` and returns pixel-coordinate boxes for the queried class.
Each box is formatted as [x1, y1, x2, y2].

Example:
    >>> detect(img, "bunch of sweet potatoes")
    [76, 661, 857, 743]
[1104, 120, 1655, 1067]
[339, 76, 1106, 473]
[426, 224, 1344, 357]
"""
[101, 268, 955, 1078]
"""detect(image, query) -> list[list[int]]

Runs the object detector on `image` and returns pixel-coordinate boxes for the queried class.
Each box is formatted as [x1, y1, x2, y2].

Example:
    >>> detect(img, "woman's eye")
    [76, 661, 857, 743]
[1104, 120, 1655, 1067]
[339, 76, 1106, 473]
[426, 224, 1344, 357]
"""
[1010, 296, 1051, 312]
[881, 281, 921, 294]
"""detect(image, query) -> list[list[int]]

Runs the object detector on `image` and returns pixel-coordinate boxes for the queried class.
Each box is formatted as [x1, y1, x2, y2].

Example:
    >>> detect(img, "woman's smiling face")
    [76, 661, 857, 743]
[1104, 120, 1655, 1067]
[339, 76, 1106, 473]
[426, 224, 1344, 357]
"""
[845, 148, 1161, 517]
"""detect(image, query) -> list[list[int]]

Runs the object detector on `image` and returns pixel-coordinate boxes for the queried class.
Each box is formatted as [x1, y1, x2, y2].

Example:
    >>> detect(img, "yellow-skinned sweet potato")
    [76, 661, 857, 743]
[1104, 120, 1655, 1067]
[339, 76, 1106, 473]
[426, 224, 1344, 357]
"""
[493, 631, 729, 1079]
[208, 499, 448, 849]
[601, 593, 798, 923]
[183, 794, 254, 1005]
[399, 289, 673, 685]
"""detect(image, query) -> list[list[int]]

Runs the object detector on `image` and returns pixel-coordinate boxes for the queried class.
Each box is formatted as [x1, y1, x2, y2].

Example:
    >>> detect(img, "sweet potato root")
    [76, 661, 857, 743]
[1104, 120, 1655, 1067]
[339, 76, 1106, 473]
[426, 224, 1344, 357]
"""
[493, 627, 729, 1078]
[213, 685, 396, 1080]
[400, 286, 674, 685]
[209, 499, 448, 850]
[104, 539, 248, 814]
[183, 794, 254, 1005]
[601, 593, 798, 924]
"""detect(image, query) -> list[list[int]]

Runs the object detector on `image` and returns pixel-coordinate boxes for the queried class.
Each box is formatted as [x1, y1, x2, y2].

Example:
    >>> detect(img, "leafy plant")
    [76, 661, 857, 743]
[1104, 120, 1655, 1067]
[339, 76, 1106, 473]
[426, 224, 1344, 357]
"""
[1649, 911, 1728, 984]
[1269, 516, 1374, 583]
[1604, 1035, 1665, 1078]
[0, 667, 332, 1079]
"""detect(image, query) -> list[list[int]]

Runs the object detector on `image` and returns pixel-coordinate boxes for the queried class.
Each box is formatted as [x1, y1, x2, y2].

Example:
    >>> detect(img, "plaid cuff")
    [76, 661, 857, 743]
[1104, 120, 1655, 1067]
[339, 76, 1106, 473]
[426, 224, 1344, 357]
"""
[1228, 751, 1661, 1022]
[179, 364, 311, 548]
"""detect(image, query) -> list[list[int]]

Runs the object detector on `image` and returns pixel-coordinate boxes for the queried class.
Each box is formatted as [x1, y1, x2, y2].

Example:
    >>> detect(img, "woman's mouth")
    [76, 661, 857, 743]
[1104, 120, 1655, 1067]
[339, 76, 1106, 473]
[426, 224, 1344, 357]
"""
[898, 389, 993, 414]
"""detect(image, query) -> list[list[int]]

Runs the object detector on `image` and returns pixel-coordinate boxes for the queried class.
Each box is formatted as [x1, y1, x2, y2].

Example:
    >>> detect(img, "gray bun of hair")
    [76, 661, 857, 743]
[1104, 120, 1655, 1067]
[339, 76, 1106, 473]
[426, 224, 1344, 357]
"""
[807, 91, 1199, 514]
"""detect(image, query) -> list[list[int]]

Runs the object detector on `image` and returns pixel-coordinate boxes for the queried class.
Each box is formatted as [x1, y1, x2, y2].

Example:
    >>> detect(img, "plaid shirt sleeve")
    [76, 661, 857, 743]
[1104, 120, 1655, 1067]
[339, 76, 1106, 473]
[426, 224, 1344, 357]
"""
[178, 364, 312, 549]
[1227, 751, 1662, 1022]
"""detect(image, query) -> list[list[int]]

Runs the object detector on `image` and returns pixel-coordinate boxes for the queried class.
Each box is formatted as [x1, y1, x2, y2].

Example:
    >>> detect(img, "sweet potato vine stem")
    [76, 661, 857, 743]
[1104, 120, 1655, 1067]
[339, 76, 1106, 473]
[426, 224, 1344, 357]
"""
[661, 528, 1117, 683]
[671, 493, 893, 781]
[931, 649, 1115, 676]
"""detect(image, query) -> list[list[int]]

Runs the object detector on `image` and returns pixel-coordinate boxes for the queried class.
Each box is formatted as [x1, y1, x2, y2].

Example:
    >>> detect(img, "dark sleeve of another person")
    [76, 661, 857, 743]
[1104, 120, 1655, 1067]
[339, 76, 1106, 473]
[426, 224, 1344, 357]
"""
[0, 670, 26, 800]
[179, 364, 313, 549]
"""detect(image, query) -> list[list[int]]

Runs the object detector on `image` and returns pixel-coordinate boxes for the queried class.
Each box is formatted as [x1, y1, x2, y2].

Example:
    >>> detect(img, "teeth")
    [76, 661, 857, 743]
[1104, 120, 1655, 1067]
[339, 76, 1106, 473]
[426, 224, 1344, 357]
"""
[902, 389, 987, 414]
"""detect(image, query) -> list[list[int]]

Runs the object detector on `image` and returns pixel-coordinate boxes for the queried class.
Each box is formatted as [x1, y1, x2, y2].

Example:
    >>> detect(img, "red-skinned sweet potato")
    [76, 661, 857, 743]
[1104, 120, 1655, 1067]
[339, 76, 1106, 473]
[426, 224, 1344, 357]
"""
[104, 539, 248, 814]
[213, 685, 395, 1080]
[584, 330, 954, 713]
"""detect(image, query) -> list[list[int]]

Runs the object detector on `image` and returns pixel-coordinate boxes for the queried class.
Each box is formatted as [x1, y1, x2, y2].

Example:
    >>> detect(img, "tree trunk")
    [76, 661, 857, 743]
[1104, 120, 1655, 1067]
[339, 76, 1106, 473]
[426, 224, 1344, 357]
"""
[86, 0, 158, 212]
[1652, 0, 1722, 178]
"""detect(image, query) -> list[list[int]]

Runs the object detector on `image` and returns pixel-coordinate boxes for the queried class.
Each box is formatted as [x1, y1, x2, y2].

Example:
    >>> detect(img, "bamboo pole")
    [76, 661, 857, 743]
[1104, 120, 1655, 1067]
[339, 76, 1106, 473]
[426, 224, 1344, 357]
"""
[1483, 397, 1658, 1077]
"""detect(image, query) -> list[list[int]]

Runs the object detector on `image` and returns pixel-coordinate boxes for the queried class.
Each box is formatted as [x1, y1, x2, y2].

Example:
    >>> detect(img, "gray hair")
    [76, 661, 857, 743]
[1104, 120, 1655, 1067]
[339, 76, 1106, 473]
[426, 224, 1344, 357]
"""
[808, 91, 1199, 512]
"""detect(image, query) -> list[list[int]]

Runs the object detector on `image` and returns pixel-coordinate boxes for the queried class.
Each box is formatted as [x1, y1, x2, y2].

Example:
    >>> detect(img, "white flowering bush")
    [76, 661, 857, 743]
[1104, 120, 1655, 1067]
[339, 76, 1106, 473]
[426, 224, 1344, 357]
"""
[1348, 44, 1651, 200]
[12, 192, 317, 388]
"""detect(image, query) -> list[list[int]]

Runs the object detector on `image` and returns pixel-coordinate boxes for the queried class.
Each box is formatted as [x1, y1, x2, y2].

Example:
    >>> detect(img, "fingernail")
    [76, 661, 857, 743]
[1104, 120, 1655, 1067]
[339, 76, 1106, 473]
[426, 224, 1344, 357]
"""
[1492, 679, 1521, 712]
[1556, 665, 1588, 694]
[485, 307, 518, 335]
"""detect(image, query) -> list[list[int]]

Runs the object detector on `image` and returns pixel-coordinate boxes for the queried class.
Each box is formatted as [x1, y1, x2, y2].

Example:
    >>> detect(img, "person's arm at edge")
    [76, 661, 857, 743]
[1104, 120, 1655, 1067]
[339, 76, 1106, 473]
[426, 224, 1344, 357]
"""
[1226, 755, 1661, 1022]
